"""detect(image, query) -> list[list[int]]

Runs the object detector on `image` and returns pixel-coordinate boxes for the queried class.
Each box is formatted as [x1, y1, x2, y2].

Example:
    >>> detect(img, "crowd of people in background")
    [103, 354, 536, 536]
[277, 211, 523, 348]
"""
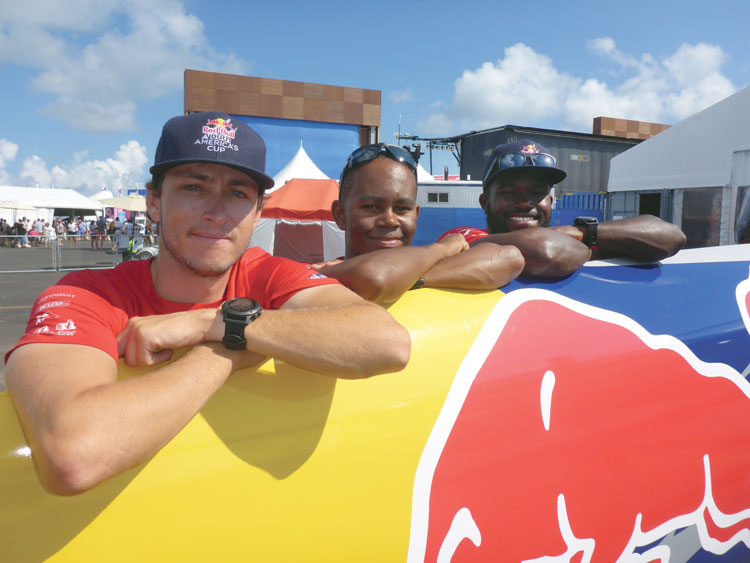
[0, 215, 157, 250]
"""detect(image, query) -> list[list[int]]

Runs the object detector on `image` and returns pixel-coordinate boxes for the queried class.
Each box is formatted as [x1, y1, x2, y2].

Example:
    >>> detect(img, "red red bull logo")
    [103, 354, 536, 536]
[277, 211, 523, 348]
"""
[408, 288, 750, 562]
[520, 144, 538, 154]
[202, 117, 236, 139]
[736, 276, 750, 338]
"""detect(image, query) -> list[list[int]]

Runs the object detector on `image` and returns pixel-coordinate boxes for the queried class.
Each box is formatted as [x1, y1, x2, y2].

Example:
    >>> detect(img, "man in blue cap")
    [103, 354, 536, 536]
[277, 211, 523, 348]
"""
[5, 112, 410, 495]
[309, 143, 525, 303]
[440, 139, 686, 277]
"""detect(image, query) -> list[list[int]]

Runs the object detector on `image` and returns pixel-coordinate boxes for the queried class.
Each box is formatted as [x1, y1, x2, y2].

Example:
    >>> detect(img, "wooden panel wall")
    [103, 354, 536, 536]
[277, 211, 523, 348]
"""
[184, 70, 381, 128]
[593, 116, 671, 140]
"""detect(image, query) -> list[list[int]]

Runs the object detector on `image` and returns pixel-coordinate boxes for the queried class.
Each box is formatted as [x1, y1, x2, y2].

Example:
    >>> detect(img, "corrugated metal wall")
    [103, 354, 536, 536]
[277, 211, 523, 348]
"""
[460, 126, 639, 193]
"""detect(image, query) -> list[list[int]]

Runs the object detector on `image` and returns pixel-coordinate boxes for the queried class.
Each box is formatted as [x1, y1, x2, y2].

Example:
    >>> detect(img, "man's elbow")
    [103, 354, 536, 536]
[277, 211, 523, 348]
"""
[384, 324, 411, 373]
[335, 268, 390, 303]
[34, 438, 109, 496]
[665, 227, 687, 257]
[347, 322, 411, 379]
[32, 425, 122, 496]
[487, 245, 525, 286]
[524, 239, 587, 277]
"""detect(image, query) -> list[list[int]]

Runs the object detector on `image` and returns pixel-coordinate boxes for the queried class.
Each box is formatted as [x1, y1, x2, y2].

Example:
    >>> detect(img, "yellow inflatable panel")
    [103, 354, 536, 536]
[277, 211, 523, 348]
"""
[0, 288, 502, 562]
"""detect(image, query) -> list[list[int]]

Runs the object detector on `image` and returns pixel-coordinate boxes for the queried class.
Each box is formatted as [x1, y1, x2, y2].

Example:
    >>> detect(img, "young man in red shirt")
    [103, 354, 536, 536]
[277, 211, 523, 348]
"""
[5, 112, 410, 495]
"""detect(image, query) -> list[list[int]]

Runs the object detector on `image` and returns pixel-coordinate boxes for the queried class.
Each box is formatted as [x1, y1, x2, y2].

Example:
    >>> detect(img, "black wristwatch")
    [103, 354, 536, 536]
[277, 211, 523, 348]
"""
[221, 298, 262, 350]
[574, 217, 599, 250]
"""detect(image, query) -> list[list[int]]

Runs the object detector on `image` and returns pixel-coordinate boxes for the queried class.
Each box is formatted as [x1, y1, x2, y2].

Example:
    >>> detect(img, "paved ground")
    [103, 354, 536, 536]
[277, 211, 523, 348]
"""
[0, 243, 121, 391]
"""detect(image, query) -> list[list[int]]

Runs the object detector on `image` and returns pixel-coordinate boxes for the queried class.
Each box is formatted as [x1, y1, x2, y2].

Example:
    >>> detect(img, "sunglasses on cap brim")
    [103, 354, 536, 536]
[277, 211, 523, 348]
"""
[340, 144, 418, 185]
[483, 152, 558, 184]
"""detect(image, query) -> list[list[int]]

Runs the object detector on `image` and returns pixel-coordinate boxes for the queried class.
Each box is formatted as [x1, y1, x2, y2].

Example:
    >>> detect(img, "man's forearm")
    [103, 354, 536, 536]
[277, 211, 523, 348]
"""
[597, 215, 687, 260]
[424, 244, 525, 289]
[204, 302, 411, 378]
[319, 244, 449, 303]
[473, 229, 590, 277]
[7, 343, 252, 495]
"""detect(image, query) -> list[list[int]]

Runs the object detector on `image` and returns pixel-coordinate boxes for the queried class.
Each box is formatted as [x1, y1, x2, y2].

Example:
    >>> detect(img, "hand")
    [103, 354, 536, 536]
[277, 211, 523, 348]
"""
[309, 258, 343, 271]
[435, 233, 470, 257]
[117, 309, 221, 367]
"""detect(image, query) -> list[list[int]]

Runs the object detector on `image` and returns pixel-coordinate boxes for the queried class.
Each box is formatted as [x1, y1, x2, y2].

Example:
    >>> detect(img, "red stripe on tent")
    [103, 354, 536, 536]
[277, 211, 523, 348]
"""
[261, 179, 339, 221]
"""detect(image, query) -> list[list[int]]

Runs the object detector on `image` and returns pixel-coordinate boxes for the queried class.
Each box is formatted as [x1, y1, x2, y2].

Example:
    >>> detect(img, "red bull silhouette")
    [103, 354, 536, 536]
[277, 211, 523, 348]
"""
[737, 276, 750, 339]
[409, 288, 750, 562]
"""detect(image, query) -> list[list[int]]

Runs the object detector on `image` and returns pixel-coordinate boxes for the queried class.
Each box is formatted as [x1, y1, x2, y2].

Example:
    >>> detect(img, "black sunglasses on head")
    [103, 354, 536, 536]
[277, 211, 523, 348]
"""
[340, 143, 418, 187]
[483, 152, 558, 184]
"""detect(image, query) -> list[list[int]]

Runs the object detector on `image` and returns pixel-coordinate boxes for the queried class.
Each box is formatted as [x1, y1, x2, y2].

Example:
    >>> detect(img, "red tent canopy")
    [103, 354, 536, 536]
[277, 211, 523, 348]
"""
[261, 179, 339, 221]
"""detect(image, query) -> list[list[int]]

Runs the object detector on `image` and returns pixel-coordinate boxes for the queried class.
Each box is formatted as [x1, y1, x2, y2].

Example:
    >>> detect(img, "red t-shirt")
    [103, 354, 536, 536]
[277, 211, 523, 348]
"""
[438, 226, 489, 245]
[6, 248, 337, 363]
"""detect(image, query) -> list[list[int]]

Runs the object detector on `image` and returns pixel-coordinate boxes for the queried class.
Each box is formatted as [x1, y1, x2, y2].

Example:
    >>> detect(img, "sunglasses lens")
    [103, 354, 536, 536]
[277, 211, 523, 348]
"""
[348, 146, 381, 168]
[485, 151, 557, 182]
[498, 153, 527, 170]
[345, 144, 417, 176]
[530, 154, 556, 167]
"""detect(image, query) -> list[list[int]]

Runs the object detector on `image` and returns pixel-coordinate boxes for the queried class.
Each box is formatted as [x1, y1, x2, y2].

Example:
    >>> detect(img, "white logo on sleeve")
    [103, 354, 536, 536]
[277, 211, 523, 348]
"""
[35, 312, 59, 325]
[54, 319, 77, 335]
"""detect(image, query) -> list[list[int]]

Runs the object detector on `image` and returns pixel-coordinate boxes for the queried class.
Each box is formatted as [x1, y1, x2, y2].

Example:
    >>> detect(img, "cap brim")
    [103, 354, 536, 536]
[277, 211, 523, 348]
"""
[149, 159, 275, 191]
[484, 165, 567, 188]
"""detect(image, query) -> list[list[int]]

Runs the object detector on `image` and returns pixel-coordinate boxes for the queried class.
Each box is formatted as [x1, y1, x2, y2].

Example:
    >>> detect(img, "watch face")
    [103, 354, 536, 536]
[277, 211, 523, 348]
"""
[227, 297, 258, 313]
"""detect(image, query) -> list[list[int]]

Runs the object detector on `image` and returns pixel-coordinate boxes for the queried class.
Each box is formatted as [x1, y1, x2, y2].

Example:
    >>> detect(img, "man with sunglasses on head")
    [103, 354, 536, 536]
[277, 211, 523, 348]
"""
[440, 140, 686, 277]
[4, 112, 411, 495]
[309, 143, 525, 303]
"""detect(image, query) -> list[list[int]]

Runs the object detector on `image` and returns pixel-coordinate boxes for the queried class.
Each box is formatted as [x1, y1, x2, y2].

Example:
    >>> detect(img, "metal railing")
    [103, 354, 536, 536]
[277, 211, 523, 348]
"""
[0, 234, 159, 273]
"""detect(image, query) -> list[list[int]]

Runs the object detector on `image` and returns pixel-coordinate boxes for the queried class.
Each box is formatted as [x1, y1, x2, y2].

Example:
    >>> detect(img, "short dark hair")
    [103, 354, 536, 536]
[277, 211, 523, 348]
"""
[338, 166, 358, 203]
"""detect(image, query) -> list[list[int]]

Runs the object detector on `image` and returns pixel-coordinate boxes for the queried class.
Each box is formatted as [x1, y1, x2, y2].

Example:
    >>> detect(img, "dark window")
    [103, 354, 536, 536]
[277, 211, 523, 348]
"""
[439, 193, 449, 202]
[427, 193, 438, 202]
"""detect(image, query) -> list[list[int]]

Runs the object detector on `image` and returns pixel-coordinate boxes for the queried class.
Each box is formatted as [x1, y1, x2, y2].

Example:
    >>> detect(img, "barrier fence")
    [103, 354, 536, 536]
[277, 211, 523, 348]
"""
[0, 234, 159, 273]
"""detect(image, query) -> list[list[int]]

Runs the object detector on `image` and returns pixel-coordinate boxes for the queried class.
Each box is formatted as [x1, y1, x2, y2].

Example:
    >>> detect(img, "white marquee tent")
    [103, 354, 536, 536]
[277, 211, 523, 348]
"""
[608, 86, 750, 246]
[250, 179, 343, 263]
[270, 143, 329, 193]
[0, 186, 102, 224]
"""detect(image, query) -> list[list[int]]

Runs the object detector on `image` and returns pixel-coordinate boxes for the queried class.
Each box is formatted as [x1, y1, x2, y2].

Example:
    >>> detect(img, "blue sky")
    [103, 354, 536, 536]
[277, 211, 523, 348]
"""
[1, 0, 749, 195]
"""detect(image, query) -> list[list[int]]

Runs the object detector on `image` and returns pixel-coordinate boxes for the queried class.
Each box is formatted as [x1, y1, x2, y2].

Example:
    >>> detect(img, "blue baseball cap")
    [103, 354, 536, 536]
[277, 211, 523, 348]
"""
[150, 111, 275, 192]
[482, 139, 567, 189]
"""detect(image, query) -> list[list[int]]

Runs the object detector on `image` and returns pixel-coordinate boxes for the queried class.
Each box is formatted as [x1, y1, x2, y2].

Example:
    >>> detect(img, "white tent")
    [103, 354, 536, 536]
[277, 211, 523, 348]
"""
[250, 179, 343, 263]
[270, 142, 329, 193]
[91, 188, 115, 201]
[417, 163, 435, 183]
[609, 87, 750, 192]
[0, 186, 102, 224]
[608, 86, 750, 246]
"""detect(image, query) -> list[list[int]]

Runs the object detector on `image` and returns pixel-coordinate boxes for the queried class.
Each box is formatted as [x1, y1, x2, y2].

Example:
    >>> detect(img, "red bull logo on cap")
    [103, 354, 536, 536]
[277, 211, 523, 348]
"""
[520, 144, 538, 154]
[408, 288, 750, 562]
[202, 117, 236, 139]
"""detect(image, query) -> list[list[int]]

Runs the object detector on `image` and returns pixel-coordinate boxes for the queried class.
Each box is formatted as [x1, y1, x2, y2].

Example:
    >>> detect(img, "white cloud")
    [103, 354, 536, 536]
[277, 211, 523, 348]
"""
[422, 44, 578, 134]
[390, 88, 415, 104]
[13, 140, 148, 195]
[420, 40, 736, 135]
[0, 139, 20, 184]
[0, 0, 249, 132]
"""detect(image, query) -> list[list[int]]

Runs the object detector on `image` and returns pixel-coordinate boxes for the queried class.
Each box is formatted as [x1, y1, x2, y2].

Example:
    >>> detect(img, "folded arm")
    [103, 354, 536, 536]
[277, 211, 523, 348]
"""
[118, 284, 410, 378]
[313, 234, 524, 301]
[473, 228, 591, 277]
[424, 243, 524, 290]
[594, 215, 686, 260]
[6, 341, 259, 495]
[313, 234, 468, 303]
